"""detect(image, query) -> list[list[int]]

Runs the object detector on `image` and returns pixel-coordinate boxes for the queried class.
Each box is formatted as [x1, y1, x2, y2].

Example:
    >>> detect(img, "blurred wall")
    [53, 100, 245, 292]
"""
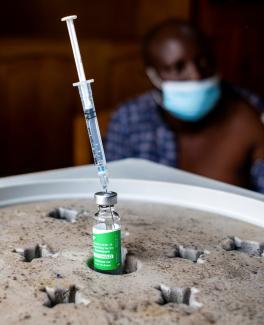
[193, 0, 264, 97]
[0, 0, 191, 176]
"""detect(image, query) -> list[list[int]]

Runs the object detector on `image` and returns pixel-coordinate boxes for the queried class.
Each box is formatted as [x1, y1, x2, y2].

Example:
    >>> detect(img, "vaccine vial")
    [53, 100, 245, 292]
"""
[92, 191, 122, 274]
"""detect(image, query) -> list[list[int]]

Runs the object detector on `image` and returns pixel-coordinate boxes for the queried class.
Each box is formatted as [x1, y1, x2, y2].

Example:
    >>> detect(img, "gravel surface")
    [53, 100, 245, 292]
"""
[0, 199, 263, 325]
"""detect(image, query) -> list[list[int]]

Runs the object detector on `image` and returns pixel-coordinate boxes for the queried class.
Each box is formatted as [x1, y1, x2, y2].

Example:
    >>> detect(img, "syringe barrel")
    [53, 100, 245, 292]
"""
[74, 80, 109, 191]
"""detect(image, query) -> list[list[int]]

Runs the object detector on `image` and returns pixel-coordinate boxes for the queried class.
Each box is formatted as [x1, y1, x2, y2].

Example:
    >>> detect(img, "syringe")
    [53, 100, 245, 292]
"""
[61, 15, 109, 192]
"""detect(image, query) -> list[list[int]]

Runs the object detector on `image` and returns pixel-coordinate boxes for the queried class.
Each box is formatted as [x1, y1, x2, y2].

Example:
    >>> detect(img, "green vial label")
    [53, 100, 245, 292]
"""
[93, 226, 121, 271]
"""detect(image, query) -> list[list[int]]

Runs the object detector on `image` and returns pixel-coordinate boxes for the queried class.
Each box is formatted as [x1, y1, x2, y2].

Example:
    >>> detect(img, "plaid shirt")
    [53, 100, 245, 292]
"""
[105, 87, 264, 193]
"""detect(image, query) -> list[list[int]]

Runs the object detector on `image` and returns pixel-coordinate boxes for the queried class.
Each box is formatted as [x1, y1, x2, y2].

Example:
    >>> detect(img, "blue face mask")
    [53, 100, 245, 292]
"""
[161, 77, 221, 122]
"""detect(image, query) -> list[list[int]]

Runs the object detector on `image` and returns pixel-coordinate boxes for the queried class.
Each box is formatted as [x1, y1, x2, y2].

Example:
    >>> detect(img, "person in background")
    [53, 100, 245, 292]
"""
[105, 19, 264, 193]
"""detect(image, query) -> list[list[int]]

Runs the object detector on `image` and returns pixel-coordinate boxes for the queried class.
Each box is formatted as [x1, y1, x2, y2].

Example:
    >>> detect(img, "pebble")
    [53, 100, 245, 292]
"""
[221, 237, 235, 251]
[202, 311, 217, 323]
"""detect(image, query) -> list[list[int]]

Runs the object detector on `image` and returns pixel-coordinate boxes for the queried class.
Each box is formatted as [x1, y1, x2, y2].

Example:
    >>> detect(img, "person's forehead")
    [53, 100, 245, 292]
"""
[149, 35, 199, 66]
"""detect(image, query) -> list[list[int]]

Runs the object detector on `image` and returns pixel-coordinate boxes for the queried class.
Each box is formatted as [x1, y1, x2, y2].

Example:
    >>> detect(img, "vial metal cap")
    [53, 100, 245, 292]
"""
[94, 191, 117, 206]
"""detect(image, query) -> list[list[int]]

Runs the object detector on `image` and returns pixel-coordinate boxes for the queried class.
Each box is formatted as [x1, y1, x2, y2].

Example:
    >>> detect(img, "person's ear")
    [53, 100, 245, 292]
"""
[145, 67, 162, 89]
